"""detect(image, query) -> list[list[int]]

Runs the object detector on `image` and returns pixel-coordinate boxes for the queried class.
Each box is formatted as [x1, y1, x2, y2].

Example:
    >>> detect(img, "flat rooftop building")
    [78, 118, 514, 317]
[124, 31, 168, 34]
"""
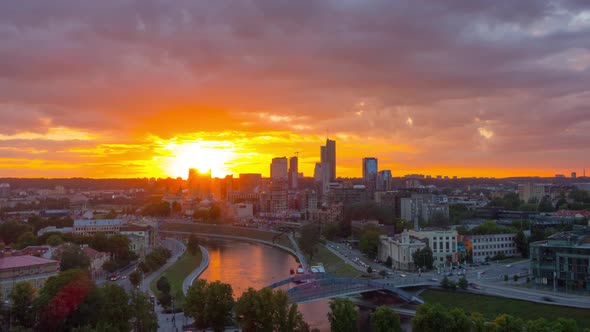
[0, 255, 59, 301]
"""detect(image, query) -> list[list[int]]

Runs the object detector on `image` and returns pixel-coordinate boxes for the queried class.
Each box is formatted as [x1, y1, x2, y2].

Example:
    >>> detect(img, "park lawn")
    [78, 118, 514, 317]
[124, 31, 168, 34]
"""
[421, 289, 590, 328]
[150, 248, 203, 305]
[307, 245, 362, 278]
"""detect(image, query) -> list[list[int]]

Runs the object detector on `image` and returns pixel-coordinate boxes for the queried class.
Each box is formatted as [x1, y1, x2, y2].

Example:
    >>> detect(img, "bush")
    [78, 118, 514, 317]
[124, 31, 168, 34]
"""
[458, 277, 468, 290]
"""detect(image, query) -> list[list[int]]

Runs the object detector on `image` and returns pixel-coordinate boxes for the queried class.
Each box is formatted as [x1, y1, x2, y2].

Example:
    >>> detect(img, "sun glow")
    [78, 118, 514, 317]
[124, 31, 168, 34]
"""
[163, 141, 235, 178]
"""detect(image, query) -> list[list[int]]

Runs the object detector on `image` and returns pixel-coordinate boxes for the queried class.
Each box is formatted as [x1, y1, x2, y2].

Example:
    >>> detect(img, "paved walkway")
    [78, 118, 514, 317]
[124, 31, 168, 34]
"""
[182, 245, 210, 294]
[141, 238, 186, 294]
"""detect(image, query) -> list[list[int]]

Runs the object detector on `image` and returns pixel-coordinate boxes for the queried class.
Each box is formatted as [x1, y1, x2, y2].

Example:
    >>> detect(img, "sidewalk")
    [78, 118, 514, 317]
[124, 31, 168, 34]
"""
[182, 245, 210, 294]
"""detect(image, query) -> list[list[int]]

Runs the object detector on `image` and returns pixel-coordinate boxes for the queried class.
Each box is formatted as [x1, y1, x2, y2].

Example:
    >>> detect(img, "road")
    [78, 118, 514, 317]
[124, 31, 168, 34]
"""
[139, 238, 187, 332]
[325, 240, 590, 308]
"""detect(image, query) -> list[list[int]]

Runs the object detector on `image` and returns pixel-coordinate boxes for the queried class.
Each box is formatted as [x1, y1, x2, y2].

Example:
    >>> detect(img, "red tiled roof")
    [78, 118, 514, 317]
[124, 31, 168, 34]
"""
[0, 255, 58, 270]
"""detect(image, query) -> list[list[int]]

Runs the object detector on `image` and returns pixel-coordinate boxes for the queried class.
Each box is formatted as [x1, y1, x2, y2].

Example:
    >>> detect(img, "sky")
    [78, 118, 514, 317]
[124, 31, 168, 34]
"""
[1, 0, 589, 179]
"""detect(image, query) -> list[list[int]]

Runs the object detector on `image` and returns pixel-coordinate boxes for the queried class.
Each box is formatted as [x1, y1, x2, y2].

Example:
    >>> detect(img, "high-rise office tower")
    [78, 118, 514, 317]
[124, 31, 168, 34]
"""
[289, 156, 299, 189]
[326, 139, 336, 181]
[362, 157, 378, 181]
[270, 157, 288, 181]
[377, 170, 392, 191]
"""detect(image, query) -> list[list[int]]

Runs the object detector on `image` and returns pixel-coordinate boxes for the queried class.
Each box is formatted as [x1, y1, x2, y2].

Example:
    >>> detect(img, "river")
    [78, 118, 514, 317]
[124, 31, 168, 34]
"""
[198, 238, 331, 331]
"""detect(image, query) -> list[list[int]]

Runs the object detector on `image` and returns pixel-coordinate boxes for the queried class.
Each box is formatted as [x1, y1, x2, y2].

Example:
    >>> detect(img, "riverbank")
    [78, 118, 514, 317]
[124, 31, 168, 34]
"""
[160, 223, 294, 249]
[182, 245, 210, 294]
[160, 229, 309, 271]
[149, 248, 203, 302]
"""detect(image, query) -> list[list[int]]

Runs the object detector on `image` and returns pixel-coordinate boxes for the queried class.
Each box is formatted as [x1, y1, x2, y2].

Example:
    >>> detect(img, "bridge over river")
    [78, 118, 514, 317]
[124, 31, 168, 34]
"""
[267, 273, 432, 304]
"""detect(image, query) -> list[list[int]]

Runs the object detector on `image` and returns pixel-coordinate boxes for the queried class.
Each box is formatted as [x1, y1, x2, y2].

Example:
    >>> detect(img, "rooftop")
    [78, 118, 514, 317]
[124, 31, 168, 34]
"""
[74, 219, 123, 227]
[0, 255, 58, 270]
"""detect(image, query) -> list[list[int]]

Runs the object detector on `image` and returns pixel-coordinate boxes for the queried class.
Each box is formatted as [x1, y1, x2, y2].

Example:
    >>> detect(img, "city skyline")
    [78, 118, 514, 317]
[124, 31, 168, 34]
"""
[1, 1, 589, 179]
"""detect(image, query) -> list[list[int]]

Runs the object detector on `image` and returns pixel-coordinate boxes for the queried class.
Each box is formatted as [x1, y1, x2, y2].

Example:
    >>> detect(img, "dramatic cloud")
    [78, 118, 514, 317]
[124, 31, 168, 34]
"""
[1, 0, 589, 178]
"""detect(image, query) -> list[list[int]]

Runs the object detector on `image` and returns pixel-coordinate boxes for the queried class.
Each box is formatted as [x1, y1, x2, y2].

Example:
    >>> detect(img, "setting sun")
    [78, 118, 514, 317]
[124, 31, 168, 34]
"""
[163, 141, 236, 178]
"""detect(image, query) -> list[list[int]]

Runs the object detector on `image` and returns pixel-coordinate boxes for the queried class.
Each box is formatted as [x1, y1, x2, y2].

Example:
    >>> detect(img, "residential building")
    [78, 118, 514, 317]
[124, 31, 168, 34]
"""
[238, 173, 262, 193]
[82, 246, 110, 280]
[0, 255, 59, 301]
[408, 229, 458, 267]
[73, 219, 124, 236]
[461, 233, 519, 263]
[120, 224, 156, 258]
[518, 183, 550, 203]
[401, 194, 450, 226]
[530, 229, 590, 291]
[0, 183, 10, 198]
[270, 157, 288, 181]
[378, 230, 427, 271]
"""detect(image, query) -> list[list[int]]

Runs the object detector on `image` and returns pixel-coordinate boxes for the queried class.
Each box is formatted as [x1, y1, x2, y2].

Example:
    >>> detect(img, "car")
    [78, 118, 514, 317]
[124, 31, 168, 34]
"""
[122, 276, 128, 279]
[505, 264, 512, 268]
[430, 278, 439, 282]
[399, 274, 407, 278]
[542, 296, 554, 302]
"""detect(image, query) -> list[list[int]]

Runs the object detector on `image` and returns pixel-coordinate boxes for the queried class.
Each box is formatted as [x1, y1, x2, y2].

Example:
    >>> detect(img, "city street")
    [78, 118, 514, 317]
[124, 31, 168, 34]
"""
[325, 240, 590, 309]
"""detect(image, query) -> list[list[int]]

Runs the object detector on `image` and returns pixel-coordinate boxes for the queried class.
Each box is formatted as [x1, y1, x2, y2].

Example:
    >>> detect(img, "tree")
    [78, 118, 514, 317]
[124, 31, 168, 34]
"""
[185, 279, 208, 330]
[370, 306, 402, 332]
[34, 269, 94, 332]
[504, 275, 509, 282]
[441, 276, 450, 289]
[0, 220, 32, 245]
[100, 284, 131, 332]
[90, 232, 110, 252]
[367, 266, 373, 274]
[129, 270, 142, 288]
[515, 230, 529, 258]
[187, 235, 200, 256]
[46, 234, 64, 247]
[514, 274, 519, 282]
[104, 209, 117, 219]
[156, 276, 170, 294]
[412, 247, 434, 270]
[412, 303, 472, 332]
[538, 196, 555, 212]
[299, 224, 321, 262]
[359, 226, 382, 259]
[206, 281, 235, 332]
[57, 243, 90, 271]
[322, 223, 340, 241]
[488, 314, 524, 332]
[385, 256, 393, 268]
[16, 231, 37, 249]
[129, 290, 159, 332]
[235, 288, 309, 332]
[10, 282, 36, 328]
[458, 277, 468, 290]
[327, 298, 358, 332]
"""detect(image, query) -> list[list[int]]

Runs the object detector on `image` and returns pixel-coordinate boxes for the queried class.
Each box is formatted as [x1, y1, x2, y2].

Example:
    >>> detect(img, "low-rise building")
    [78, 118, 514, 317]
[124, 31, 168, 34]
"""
[120, 224, 156, 258]
[461, 233, 519, 262]
[530, 229, 590, 291]
[37, 226, 74, 236]
[82, 246, 110, 280]
[408, 228, 458, 267]
[378, 230, 427, 271]
[73, 219, 124, 236]
[0, 255, 59, 301]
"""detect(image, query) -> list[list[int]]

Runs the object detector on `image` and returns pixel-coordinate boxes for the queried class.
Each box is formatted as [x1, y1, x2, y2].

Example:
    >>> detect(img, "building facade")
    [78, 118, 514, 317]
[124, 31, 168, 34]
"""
[530, 229, 590, 291]
[270, 157, 288, 181]
[461, 233, 519, 262]
[408, 229, 458, 267]
[0, 255, 59, 301]
[73, 219, 123, 236]
[378, 230, 427, 271]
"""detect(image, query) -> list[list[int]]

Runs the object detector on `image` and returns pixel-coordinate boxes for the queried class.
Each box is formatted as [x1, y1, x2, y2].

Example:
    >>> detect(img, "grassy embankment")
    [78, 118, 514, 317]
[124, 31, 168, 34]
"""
[150, 248, 203, 306]
[421, 289, 590, 329]
[306, 245, 362, 278]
